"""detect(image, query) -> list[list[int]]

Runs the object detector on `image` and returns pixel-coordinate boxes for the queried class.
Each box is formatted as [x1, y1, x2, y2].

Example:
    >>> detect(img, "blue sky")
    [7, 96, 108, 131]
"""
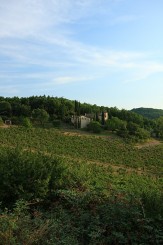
[0, 0, 163, 109]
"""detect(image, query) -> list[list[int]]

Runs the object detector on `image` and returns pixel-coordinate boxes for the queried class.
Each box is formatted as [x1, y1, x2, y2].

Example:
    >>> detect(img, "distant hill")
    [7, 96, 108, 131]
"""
[131, 107, 163, 119]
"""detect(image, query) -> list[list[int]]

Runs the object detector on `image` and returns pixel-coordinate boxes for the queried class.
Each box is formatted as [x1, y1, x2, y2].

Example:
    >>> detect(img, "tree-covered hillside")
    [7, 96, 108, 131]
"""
[131, 107, 163, 119]
[1, 95, 163, 141]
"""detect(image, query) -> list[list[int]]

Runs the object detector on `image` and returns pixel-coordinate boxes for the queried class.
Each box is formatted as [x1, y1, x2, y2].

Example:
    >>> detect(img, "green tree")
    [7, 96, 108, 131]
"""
[45, 97, 61, 116]
[106, 117, 127, 132]
[75, 100, 80, 116]
[101, 112, 105, 125]
[87, 121, 102, 133]
[127, 121, 139, 134]
[155, 116, 163, 137]
[135, 127, 150, 140]
[12, 103, 31, 117]
[127, 122, 150, 140]
[32, 109, 49, 126]
[21, 117, 32, 128]
[0, 101, 11, 117]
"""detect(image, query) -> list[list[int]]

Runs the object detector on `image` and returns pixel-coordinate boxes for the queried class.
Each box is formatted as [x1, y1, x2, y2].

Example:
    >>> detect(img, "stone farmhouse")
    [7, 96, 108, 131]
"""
[71, 115, 91, 129]
[98, 112, 108, 122]
[71, 112, 108, 129]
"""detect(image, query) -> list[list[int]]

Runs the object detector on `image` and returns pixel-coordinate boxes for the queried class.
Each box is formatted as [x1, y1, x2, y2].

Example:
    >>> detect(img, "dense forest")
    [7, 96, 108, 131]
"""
[1, 95, 163, 141]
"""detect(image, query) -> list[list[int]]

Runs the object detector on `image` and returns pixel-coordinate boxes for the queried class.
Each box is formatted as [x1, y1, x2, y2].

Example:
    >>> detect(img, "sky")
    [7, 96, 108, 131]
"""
[0, 0, 163, 110]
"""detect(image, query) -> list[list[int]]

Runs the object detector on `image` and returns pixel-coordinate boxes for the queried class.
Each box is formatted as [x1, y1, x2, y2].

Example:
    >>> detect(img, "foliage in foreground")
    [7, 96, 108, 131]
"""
[0, 192, 163, 245]
[0, 148, 65, 206]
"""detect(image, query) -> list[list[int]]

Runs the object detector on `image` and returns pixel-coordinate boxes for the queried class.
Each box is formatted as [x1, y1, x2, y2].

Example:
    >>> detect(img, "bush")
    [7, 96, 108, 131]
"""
[135, 127, 150, 140]
[0, 191, 163, 245]
[0, 200, 50, 245]
[105, 117, 127, 132]
[21, 117, 32, 128]
[0, 148, 65, 206]
[87, 121, 102, 133]
[44, 190, 163, 245]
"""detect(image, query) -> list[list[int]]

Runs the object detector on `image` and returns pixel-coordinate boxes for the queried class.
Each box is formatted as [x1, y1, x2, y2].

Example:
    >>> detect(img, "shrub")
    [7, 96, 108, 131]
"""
[0, 148, 65, 206]
[0, 191, 163, 245]
[21, 117, 32, 128]
[0, 200, 50, 245]
[87, 121, 102, 133]
[46, 190, 163, 245]
[105, 117, 127, 132]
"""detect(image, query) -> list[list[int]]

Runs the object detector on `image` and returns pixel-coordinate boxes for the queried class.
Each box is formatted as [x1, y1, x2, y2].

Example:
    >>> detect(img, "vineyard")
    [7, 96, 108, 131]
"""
[0, 126, 163, 244]
[0, 127, 163, 172]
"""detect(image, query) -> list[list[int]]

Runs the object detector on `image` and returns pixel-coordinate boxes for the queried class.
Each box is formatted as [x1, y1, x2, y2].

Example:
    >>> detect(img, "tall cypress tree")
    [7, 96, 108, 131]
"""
[75, 100, 80, 116]
[101, 111, 105, 125]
